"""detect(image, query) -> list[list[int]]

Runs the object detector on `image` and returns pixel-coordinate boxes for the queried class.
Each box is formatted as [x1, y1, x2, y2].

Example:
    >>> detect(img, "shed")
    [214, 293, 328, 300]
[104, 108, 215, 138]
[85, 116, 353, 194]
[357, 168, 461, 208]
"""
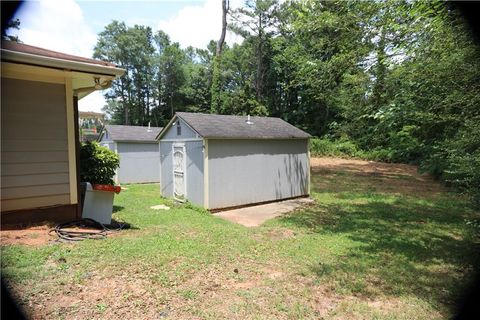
[98, 125, 163, 184]
[157, 112, 311, 210]
[1, 40, 124, 224]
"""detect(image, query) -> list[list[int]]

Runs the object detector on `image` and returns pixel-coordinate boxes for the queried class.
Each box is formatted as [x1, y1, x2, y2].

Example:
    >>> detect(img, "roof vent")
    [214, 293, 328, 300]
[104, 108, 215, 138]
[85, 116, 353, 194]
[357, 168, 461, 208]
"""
[245, 114, 254, 125]
[147, 122, 152, 132]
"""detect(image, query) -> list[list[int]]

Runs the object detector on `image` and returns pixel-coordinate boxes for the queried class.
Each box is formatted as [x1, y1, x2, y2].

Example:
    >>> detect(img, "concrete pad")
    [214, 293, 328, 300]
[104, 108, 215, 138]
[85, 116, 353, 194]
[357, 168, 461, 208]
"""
[213, 197, 314, 227]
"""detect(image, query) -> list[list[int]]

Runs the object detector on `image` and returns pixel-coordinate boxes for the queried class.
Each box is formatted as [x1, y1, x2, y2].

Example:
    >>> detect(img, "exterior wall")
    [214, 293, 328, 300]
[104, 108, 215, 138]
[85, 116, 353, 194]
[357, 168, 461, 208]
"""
[159, 140, 204, 207]
[101, 142, 116, 152]
[116, 142, 160, 184]
[207, 139, 309, 209]
[162, 117, 199, 140]
[1, 78, 71, 212]
[184, 141, 204, 206]
[160, 141, 174, 198]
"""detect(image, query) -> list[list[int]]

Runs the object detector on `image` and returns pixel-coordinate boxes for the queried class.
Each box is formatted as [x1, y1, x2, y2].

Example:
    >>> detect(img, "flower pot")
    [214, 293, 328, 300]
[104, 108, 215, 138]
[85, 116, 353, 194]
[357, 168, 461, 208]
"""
[81, 182, 121, 225]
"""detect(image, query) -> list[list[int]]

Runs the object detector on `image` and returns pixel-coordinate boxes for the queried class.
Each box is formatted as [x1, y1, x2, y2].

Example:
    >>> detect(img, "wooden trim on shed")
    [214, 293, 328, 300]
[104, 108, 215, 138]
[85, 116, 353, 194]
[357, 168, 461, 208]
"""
[307, 139, 311, 195]
[203, 139, 209, 208]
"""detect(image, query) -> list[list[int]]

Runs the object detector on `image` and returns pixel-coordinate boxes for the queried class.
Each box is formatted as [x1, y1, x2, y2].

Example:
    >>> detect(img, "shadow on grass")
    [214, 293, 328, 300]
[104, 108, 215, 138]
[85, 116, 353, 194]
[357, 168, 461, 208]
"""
[113, 205, 125, 213]
[279, 197, 480, 306]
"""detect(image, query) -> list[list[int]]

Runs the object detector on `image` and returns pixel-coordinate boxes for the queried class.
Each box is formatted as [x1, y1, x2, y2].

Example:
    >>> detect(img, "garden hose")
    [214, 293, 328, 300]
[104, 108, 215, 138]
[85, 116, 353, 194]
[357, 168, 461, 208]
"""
[49, 218, 128, 242]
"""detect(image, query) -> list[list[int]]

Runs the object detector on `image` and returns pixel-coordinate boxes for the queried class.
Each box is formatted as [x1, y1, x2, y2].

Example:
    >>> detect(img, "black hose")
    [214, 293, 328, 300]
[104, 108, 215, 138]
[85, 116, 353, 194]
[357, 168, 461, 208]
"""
[49, 218, 127, 242]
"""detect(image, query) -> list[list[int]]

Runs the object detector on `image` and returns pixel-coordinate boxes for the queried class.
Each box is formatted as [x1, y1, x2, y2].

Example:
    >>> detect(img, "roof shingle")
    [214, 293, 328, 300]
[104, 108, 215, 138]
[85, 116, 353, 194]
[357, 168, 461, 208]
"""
[103, 125, 163, 142]
[1, 40, 116, 67]
[171, 112, 311, 139]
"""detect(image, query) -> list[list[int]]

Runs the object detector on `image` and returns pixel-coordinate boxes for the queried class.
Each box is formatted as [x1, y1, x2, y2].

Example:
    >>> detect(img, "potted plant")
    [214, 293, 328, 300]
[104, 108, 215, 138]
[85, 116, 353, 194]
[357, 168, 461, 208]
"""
[79, 141, 121, 225]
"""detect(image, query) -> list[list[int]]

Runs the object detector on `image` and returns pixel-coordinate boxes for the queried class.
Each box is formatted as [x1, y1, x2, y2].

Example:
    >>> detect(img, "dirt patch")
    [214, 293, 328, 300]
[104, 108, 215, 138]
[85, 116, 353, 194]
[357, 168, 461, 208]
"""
[1, 226, 56, 246]
[264, 228, 296, 240]
[311, 157, 421, 177]
[1, 224, 130, 246]
[310, 157, 445, 197]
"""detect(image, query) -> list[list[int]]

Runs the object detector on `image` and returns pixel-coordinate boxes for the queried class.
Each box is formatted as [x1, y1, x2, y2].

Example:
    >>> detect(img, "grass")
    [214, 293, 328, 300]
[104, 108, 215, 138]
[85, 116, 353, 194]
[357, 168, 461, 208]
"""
[2, 159, 479, 319]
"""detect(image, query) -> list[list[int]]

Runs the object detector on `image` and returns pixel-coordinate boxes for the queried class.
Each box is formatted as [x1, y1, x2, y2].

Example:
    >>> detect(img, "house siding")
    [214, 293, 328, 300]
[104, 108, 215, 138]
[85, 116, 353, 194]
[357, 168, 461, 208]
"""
[207, 139, 309, 209]
[1, 78, 71, 212]
[116, 142, 160, 184]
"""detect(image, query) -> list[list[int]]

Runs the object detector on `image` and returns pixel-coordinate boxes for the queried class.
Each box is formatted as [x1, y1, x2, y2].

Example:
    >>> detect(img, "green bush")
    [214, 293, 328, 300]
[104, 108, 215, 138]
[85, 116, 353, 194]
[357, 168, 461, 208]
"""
[310, 138, 362, 158]
[79, 141, 120, 185]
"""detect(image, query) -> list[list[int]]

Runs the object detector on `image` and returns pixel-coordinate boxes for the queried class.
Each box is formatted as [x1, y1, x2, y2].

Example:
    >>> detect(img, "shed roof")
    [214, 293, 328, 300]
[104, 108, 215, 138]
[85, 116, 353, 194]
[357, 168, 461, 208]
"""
[159, 112, 311, 140]
[101, 125, 163, 142]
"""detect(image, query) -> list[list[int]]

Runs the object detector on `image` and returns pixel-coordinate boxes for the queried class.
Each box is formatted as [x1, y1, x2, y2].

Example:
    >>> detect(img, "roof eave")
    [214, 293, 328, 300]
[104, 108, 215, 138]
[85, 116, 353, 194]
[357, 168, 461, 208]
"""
[157, 113, 202, 140]
[1, 49, 125, 77]
[156, 115, 178, 140]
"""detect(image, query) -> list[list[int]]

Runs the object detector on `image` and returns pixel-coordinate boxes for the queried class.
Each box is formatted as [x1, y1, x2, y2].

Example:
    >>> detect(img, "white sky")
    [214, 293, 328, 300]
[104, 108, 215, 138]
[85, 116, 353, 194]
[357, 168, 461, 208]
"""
[12, 0, 244, 113]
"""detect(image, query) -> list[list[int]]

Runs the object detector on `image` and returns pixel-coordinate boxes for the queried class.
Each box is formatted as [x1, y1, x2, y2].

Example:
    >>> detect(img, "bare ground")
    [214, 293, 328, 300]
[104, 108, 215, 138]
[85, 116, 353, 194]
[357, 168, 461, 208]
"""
[311, 157, 445, 197]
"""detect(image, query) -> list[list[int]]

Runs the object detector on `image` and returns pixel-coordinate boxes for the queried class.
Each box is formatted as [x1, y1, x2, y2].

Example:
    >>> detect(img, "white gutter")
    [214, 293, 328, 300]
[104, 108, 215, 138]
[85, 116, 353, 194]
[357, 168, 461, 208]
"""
[1, 49, 125, 77]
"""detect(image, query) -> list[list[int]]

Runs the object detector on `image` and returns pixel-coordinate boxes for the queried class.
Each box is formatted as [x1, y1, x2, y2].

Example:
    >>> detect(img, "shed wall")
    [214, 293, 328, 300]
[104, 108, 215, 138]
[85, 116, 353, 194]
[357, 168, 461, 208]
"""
[160, 141, 173, 198]
[1, 78, 71, 211]
[162, 117, 199, 140]
[116, 142, 160, 184]
[207, 139, 309, 209]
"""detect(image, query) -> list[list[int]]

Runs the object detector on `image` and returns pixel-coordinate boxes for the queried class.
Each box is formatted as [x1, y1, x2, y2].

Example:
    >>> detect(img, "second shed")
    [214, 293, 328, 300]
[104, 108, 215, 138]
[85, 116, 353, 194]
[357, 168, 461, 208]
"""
[99, 125, 162, 184]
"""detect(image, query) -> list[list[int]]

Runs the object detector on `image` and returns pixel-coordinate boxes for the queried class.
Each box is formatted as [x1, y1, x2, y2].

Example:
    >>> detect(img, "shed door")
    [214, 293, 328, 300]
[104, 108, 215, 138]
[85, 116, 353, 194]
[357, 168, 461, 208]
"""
[172, 143, 186, 202]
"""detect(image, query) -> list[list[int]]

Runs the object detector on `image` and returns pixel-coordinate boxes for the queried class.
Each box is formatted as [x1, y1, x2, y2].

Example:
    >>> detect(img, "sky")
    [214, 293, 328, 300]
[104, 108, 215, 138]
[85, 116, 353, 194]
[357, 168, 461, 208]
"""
[11, 0, 243, 113]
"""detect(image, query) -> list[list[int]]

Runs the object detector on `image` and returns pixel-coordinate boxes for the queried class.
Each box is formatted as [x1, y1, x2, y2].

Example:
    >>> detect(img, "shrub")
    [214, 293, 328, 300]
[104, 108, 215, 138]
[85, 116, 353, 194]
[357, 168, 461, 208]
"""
[310, 137, 362, 158]
[79, 141, 120, 185]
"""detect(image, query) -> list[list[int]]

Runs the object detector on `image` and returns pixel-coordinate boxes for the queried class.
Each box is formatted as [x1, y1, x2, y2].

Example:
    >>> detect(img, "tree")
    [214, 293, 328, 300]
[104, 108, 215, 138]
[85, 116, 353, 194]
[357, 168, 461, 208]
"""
[211, 0, 229, 113]
[94, 21, 155, 125]
[2, 18, 20, 42]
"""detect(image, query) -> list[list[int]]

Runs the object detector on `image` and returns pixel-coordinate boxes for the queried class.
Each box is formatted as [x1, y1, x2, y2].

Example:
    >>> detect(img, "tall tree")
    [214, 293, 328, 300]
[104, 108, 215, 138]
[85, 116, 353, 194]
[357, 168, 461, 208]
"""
[211, 0, 229, 113]
[94, 21, 155, 125]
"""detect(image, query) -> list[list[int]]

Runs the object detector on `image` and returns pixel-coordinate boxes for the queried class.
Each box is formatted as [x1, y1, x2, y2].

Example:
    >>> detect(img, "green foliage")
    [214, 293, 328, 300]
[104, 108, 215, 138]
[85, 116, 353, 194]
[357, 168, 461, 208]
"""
[79, 142, 120, 185]
[310, 138, 362, 158]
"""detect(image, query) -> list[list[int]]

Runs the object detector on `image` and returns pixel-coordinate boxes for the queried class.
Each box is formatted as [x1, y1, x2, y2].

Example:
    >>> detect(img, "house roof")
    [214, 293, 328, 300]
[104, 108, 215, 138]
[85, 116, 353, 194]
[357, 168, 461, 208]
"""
[158, 112, 311, 140]
[100, 125, 163, 142]
[1, 40, 124, 77]
[2, 40, 115, 67]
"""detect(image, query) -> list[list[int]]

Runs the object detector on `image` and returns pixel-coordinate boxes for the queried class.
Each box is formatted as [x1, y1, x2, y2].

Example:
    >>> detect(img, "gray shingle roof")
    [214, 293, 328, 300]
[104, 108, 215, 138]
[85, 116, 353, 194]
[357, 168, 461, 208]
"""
[171, 112, 310, 139]
[102, 125, 163, 142]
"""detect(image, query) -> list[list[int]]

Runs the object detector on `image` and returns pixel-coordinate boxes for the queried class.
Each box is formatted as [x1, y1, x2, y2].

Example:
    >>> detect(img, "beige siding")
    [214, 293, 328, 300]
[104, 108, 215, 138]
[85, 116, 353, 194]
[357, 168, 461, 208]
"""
[1, 78, 71, 212]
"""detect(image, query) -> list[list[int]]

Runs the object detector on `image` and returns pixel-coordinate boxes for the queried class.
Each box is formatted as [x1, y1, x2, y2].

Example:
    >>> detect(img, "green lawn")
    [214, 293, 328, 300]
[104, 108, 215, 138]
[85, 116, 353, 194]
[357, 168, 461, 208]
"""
[2, 159, 479, 319]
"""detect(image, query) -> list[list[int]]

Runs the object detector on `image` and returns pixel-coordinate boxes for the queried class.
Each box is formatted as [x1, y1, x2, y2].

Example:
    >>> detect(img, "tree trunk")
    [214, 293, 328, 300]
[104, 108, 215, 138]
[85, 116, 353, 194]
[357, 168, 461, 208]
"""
[216, 0, 228, 57]
[211, 0, 229, 113]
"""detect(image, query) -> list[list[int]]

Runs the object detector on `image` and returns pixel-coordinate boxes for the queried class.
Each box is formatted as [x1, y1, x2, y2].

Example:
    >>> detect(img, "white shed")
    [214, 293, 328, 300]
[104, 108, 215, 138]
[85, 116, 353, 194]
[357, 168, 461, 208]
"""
[157, 112, 311, 210]
[98, 125, 162, 184]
